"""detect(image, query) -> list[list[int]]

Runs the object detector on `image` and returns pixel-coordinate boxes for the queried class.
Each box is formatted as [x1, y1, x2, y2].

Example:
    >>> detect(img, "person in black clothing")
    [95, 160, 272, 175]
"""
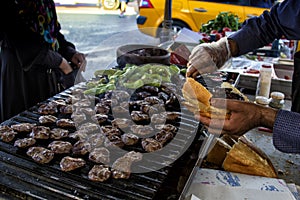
[0, 0, 86, 122]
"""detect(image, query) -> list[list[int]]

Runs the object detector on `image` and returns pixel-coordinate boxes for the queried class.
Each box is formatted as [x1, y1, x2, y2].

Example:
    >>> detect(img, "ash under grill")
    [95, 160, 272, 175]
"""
[0, 81, 203, 200]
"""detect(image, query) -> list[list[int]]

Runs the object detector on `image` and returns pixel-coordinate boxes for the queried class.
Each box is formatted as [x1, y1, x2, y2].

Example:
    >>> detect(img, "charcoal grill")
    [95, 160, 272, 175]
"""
[0, 78, 204, 200]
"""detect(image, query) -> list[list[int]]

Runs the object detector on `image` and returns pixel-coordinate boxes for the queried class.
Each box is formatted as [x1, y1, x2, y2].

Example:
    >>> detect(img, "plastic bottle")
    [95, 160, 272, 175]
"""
[256, 64, 272, 98]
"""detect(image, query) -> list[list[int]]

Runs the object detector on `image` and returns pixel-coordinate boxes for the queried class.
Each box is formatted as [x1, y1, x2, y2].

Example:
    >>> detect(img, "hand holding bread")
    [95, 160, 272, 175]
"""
[182, 77, 248, 120]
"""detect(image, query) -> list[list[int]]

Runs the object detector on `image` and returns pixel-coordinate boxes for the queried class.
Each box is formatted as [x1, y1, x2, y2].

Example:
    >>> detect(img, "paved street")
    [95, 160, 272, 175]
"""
[56, 5, 159, 80]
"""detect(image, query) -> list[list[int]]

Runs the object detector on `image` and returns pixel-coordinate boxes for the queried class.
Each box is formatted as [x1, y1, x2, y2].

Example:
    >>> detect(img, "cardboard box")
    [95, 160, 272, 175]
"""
[185, 168, 297, 200]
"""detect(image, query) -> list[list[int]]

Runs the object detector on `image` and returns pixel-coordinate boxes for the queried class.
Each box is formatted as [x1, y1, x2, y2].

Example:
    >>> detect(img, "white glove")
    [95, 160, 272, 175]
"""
[187, 37, 231, 78]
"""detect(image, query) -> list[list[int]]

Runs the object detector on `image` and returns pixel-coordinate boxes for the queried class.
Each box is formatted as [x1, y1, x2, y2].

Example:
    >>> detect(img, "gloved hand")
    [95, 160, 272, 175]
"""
[187, 37, 231, 78]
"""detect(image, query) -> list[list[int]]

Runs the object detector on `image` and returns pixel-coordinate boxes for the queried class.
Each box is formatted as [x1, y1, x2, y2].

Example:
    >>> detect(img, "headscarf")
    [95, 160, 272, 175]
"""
[16, 0, 61, 50]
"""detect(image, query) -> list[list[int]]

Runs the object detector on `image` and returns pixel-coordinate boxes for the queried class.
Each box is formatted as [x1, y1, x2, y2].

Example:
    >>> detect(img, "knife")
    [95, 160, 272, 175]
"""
[179, 131, 217, 200]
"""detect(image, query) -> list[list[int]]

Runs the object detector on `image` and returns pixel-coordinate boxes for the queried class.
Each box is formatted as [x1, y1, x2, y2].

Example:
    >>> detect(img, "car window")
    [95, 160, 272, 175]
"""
[197, 0, 273, 7]
[249, 0, 273, 8]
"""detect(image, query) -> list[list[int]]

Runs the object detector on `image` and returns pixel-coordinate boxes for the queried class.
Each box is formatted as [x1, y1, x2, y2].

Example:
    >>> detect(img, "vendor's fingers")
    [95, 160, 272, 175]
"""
[79, 59, 87, 72]
[211, 98, 245, 111]
[194, 113, 210, 125]
[207, 117, 226, 129]
[186, 66, 197, 77]
[72, 52, 86, 68]
[210, 98, 228, 109]
[196, 113, 229, 129]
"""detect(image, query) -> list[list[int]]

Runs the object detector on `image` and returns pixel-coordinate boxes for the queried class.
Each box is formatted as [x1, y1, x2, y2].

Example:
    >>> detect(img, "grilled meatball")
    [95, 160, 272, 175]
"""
[141, 138, 162, 152]
[155, 124, 177, 133]
[130, 111, 150, 122]
[88, 165, 111, 182]
[73, 99, 92, 107]
[0, 125, 13, 133]
[72, 88, 85, 96]
[95, 103, 110, 115]
[101, 126, 121, 137]
[87, 133, 105, 148]
[121, 133, 139, 146]
[71, 112, 86, 124]
[141, 85, 159, 94]
[161, 83, 177, 94]
[60, 156, 86, 172]
[104, 135, 124, 148]
[29, 126, 51, 139]
[155, 130, 174, 144]
[48, 141, 73, 154]
[38, 103, 58, 115]
[11, 123, 36, 132]
[0, 129, 17, 142]
[151, 113, 166, 124]
[91, 114, 108, 124]
[111, 90, 130, 101]
[79, 107, 95, 116]
[59, 105, 73, 114]
[140, 104, 158, 115]
[98, 99, 111, 108]
[0, 125, 17, 141]
[56, 119, 76, 129]
[111, 151, 142, 179]
[14, 138, 36, 148]
[144, 96, 162, 104]
[78, 122, 100, 134]
[166, 111, 181, 121]
[68, 130, 88, 141]
[50, 99, 66, 107]
[124, 151, 143, 162]
[130, 125, 153, 136]
[111, 106, 128, 114]
[38, 115, 57, 124]
[111, 118, 132, 129]
[50, 128, 69, 139]
[89, 147, 110, 164]
[111, 158, 131, 179]
[65, 96, 80, 104]
[72, 140, 92, 155]
[27, 147, 54, 164]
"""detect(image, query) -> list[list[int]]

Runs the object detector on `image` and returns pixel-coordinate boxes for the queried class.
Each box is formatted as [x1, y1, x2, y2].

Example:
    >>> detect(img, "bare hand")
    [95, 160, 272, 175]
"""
[195, 98, 277, 136]
[71, 52, 86, 72]
[59, 58, 73, 74]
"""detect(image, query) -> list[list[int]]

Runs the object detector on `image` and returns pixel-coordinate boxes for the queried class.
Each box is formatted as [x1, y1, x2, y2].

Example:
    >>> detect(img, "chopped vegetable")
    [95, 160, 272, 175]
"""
[85, 64, 182, 95]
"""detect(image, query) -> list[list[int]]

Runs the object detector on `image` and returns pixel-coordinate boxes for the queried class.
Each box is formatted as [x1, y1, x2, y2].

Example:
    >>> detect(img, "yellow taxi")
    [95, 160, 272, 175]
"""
[136, 0, 274, 38]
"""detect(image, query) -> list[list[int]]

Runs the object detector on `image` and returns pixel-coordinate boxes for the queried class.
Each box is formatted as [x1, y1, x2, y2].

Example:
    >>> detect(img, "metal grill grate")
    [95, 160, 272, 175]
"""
[0, 83, 203, 200]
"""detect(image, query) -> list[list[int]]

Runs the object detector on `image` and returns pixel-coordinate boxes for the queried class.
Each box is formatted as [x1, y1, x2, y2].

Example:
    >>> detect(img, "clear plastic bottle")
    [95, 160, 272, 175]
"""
[256, 64, 272, 98]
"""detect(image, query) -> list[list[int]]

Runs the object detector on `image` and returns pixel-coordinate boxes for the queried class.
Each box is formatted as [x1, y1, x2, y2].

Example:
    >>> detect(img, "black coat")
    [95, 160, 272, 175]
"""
[0, 1, 77, 122]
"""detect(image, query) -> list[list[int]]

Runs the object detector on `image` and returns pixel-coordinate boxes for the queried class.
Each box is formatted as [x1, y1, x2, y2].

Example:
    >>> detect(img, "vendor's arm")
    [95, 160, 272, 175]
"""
[197, 99, 300, 154]
[229, 0, 300, 56]
[57, 32, 86, 70]
[273, 109, 300, 153]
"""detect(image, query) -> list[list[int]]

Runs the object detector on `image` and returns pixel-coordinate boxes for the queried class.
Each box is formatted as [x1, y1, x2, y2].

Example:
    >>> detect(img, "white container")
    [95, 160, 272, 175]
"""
[269, 91, 285, 109]
[256, 64, 272, 98]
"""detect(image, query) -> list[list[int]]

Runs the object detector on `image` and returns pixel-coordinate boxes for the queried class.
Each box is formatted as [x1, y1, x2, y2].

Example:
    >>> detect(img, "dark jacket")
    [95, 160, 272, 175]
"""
[230, 0, 300, 153]
[0, 0, 77, 122]
[229, 0, 300, 56]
